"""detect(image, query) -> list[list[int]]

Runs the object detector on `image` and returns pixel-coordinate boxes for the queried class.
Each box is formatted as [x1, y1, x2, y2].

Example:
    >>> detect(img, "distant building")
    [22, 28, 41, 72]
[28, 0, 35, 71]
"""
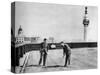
[15, 25, 25, 44]
[49, 37, 55, 43]
[24, 37, 40, 43]
[24, 37, 31, 43]
[31, 37, 40, 43]
[15, 25, 40, 44]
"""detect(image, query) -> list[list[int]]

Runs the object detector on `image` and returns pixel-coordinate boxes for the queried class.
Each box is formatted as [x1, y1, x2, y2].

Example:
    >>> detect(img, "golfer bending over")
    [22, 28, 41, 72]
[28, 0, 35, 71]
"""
[61, 41, 71, 67]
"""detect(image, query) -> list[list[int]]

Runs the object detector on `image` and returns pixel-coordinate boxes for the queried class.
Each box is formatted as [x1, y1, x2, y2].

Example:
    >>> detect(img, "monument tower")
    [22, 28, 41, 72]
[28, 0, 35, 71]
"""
[83, 6, 90, 41]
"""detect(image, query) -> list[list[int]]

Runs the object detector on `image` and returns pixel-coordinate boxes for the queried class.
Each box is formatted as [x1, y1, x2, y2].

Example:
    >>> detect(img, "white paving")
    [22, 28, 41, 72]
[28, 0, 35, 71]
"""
[16, 48, 97, 73]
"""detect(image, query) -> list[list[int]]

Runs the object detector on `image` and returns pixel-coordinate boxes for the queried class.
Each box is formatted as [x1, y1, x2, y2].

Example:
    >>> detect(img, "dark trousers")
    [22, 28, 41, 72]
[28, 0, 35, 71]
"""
[64, 54, 70, 66]
[39, 51, 47, 66]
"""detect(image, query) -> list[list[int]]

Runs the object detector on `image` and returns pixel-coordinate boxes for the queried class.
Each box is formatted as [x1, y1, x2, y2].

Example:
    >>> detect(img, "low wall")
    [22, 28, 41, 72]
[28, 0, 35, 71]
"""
[12, 42, 97, 66]
[16, 42, 97, 55]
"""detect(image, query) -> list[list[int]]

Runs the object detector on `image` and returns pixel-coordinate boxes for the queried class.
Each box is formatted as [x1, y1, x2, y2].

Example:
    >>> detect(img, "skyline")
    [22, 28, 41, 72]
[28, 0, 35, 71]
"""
[15, 2, 98, 42]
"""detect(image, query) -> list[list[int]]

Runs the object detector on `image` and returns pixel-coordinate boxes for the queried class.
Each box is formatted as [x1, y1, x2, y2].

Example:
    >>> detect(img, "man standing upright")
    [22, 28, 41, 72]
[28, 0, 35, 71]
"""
[39, 38, 48, 67]
[61, 41, 71, 67]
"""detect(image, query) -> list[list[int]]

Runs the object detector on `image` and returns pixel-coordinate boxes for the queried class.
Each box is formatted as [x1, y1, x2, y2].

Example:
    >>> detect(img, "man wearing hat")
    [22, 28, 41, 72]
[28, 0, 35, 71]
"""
[61, 41, 71, 67]
[39, 38, 48, 67]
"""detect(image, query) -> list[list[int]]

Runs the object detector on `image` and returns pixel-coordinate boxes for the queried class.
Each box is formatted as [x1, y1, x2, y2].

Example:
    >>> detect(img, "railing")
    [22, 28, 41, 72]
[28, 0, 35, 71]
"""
[15, 42, 97, 58]
[16, 42, 97, 51]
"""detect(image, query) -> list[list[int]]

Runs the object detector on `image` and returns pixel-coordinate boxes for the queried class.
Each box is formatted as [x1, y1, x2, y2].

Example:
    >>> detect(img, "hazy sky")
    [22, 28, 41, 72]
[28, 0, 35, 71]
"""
[15, 2, 98, 42]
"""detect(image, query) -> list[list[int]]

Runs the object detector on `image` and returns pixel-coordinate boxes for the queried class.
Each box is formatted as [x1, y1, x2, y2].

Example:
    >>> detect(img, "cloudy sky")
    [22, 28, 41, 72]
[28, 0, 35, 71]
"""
[15, 2, 98, 42]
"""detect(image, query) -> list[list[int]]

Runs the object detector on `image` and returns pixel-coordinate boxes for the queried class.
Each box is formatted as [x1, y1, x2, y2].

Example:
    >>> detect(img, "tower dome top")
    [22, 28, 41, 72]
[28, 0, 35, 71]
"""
[18, 25, 23, 35]
[18, 25, 22, 32]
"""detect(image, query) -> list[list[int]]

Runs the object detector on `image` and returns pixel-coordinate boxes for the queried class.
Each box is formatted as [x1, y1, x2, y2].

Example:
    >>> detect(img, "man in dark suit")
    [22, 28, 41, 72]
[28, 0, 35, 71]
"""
[61, 41, 71, 67]
[39, 38, 48, 67]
